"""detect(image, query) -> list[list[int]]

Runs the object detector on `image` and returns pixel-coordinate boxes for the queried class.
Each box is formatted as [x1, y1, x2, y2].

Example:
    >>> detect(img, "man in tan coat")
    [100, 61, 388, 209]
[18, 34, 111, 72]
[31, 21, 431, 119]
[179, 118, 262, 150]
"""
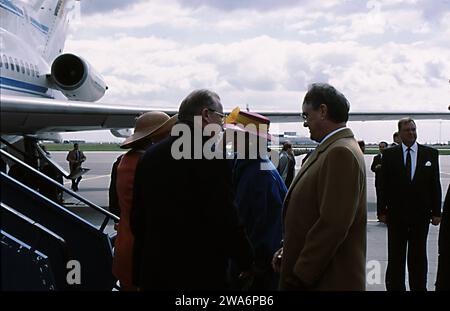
[66, 143, 86, 191]
[273, 83, 367, 290]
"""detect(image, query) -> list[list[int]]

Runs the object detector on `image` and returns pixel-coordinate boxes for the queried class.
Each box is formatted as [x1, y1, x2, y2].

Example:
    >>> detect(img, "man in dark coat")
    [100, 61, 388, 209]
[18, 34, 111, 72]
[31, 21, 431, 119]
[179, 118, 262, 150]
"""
[381, 118, 442, 291]
[391, 131, 402, 147]
[370, 141, 388, 222]
[39, 162, 62, 203]
[278, 142, 296, 188]
[130, 89, 253, 290]
[436, 185, 450, 291]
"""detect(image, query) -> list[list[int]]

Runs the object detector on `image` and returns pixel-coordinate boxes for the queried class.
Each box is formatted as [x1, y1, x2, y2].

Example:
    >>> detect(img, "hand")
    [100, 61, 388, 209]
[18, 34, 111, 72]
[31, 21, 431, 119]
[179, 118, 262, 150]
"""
[375, 164, 382, 170]
[272, 248, 283, 273]
[431, 216, 441, 226]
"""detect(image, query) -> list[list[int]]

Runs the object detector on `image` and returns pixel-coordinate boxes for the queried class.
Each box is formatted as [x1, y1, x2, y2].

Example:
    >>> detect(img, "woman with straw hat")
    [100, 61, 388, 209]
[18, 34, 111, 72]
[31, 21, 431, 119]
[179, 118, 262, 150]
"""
[109, 111, 177, 290]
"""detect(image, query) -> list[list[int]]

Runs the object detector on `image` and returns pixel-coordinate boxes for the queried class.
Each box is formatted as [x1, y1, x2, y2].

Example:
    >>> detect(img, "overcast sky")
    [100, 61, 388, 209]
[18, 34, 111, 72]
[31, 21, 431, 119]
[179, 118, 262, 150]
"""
[60, 0, 450, 143]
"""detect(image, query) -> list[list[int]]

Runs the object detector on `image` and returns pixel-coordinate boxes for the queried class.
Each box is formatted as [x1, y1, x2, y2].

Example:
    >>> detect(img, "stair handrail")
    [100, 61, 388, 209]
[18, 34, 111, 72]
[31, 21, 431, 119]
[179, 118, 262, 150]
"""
[0, 148, 120, 231]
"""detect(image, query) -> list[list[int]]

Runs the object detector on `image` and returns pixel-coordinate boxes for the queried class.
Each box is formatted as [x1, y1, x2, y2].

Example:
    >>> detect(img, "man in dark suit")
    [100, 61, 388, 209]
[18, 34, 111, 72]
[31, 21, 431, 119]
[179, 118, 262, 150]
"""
[391, 131, 402, 147]
[381, 118, 442, 291]
[130, 89, 253, 290]
[436, 185, 450, 291]
[371, 141, 388, 222]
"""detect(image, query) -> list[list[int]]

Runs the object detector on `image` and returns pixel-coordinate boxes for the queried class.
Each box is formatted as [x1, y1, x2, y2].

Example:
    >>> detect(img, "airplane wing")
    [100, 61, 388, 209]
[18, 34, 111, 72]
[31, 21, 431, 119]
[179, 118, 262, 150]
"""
[261, 111, 450, 123]
[1, 94, 449, 135]
[0, 95, 178, 134]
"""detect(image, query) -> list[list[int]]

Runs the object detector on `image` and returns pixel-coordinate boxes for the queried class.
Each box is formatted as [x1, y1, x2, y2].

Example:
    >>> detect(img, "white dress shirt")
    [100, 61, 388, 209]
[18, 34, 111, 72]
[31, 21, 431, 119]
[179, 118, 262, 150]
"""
[402, 142, 418, 181]
[319, 127, 347, 145]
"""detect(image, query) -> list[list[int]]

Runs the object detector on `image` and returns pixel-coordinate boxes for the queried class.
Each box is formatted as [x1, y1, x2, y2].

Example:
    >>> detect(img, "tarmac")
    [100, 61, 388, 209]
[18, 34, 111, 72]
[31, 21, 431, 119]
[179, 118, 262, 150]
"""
[50, 151, 450, 291]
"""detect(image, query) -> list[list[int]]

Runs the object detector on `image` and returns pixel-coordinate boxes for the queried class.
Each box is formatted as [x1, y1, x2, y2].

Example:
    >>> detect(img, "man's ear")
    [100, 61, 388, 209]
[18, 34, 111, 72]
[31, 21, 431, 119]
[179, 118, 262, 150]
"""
[201, 108, 210, 123]
[319, 104, 328, 119]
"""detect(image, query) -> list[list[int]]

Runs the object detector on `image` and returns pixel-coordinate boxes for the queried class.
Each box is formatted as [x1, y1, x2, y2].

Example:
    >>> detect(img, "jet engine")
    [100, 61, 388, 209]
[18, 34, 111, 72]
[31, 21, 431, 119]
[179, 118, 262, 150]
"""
[50, 53, 108, 102]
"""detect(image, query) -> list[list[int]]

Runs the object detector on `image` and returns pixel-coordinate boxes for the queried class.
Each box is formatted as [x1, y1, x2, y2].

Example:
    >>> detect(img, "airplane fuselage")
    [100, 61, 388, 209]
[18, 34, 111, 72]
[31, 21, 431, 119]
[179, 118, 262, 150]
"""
[0, 28, 57, 98]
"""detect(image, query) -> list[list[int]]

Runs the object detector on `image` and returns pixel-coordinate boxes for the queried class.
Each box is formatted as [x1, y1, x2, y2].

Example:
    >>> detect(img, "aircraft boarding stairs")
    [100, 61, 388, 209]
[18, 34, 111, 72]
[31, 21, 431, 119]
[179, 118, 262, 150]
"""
[0, 149, 120, 291]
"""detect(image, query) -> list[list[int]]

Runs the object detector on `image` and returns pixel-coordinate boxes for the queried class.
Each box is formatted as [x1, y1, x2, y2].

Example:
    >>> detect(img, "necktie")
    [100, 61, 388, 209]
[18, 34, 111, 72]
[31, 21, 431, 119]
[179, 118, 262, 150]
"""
[406, 147, 411, 181]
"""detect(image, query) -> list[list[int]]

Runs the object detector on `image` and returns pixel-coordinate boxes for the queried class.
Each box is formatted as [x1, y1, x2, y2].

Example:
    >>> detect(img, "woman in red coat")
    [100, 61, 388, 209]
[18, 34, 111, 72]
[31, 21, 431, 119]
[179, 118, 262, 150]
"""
[110, 111, 177, 290]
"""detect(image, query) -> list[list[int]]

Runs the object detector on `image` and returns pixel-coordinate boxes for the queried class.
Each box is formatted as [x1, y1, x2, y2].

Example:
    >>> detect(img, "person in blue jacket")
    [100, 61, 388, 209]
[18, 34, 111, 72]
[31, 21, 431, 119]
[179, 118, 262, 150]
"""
[224, 107, 287, 290]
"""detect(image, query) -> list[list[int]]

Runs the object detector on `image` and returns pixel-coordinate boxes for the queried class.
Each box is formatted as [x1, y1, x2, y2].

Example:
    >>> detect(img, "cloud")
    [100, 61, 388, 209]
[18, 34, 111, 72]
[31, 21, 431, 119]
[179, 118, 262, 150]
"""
[81, 0, 143, 15]
[178, 0, 310, 11]
[62, 0, 450, 116]
[77, 1, 198, 29]
[419, 0, 450, 22]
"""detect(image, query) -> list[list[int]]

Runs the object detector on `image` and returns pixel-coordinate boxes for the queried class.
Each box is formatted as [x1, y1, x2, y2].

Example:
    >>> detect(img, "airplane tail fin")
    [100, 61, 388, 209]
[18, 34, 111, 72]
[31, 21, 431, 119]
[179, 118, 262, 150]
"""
[30, 0, 79, 62]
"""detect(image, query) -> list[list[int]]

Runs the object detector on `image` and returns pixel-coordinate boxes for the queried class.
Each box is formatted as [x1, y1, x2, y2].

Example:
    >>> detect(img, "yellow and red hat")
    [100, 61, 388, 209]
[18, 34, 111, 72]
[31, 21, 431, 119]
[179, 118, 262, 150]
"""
[223, 107, 271, 141]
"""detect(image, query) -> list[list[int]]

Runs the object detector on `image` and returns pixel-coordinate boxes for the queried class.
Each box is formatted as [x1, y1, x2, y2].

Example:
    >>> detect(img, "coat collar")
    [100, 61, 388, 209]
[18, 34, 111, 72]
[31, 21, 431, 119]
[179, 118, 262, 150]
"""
[283, 127, 355, 205]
